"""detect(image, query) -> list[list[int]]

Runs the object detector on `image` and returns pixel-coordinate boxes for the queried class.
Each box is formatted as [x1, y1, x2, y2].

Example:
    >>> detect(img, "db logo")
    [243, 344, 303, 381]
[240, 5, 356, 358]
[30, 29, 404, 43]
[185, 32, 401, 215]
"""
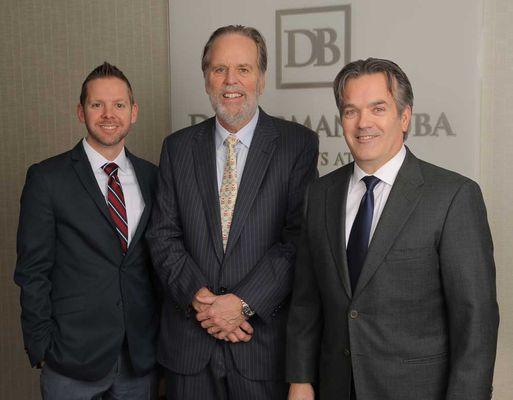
[276, 5, 351, 89]
[284, 28, 341, 67]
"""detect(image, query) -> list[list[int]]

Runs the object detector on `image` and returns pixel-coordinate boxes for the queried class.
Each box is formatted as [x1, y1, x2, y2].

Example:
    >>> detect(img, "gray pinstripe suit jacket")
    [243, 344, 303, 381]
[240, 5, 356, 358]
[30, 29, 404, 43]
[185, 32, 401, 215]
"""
[147, 109, 319, 380]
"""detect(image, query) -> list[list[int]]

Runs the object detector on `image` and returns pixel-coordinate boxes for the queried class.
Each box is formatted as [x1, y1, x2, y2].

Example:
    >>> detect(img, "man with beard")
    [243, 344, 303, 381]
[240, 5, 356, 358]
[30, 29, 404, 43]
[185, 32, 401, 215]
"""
[14, 62, 159, 399]
[147, 25, 318, 399]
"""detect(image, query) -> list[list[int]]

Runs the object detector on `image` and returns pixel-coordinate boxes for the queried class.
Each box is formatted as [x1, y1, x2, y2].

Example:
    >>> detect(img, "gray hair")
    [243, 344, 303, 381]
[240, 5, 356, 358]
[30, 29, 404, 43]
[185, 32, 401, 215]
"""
[201, 25, 267, 75]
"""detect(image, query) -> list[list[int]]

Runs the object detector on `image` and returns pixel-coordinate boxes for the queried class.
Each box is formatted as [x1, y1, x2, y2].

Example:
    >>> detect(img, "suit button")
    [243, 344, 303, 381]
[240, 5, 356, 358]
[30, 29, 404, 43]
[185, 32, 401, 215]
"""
[219, 287, 227, 294]
[116, 299, 122, 309]
[344, 348, 351, 356]
[349, 310, 359, 319]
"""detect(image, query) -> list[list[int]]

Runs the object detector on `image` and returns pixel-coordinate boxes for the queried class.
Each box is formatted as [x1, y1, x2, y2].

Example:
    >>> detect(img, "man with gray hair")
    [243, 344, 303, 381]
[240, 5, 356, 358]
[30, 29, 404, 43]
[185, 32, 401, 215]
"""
[148, 25, 318, 399]
[286, 58, 498, 400]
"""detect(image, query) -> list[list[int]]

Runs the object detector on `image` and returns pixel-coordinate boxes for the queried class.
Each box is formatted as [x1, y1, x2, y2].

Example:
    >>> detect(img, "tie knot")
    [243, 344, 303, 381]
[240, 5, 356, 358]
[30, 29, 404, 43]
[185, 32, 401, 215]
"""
[225, 135, 239, 148]
[362, 175, 380, 192]
[102, 162, 119, 177]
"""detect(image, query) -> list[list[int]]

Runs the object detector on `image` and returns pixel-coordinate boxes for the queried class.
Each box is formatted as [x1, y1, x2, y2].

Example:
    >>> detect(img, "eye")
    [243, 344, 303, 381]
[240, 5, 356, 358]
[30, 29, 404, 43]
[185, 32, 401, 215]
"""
[373, 106, 386, 113]
[213, 66, 226, 74]
[90, 102, 101, 108]
[239, 67, 249, 74]
[115, 103, 126, 109]
[343, 108, 357, 118]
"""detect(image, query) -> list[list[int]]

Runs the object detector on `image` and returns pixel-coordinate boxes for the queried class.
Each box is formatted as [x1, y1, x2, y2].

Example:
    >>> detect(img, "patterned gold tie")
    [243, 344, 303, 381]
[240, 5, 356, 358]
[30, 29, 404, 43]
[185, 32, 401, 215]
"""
[220, 135, 239, 250]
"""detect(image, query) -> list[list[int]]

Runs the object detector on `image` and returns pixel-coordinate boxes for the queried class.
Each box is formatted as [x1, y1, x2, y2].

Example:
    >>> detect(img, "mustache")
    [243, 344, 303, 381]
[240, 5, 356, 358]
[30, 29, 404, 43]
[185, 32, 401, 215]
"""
[222, 85, 246, 94]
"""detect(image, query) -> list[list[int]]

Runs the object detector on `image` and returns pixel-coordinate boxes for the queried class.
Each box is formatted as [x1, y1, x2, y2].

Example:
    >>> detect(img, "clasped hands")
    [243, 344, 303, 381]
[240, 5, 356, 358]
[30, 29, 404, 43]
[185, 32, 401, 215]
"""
[193, 287, 254, 343]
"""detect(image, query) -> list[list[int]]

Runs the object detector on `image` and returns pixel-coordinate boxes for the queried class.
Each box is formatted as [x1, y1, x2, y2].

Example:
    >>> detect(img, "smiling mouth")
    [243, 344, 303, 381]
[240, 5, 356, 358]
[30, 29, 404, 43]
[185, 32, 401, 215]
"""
[99, 124, 119, 130]
[356, 134, 378, 141]
[223, 93, 243, 99]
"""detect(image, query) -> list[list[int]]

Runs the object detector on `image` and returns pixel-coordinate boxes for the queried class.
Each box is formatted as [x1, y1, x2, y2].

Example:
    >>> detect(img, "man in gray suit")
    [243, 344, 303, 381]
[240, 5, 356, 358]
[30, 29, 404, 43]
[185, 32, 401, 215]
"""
[286, 58, 499, 400]
[147, 25, 318, 399]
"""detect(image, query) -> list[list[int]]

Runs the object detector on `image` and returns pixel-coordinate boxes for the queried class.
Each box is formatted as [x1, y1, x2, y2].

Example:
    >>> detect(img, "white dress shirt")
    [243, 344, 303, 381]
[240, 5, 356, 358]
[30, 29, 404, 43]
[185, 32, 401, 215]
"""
[215, 108, 259, 192]
[82, 138, 145, 245]
[345, 145, 406, 246]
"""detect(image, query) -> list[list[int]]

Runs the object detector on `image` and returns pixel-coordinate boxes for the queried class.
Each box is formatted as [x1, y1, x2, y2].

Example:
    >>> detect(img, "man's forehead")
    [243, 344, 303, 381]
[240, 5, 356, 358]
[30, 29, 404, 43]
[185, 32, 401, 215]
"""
[343, 73, 394, 99]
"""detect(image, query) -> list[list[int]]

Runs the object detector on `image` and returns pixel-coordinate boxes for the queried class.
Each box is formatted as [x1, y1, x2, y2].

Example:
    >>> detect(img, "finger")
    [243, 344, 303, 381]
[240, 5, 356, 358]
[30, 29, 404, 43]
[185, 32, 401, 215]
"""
[207, 326, 221, 335]
[200, 319, 216, 329]
[239, 320, 254, 335]
[233, 328, 252, 342]
[195, 295, 217, 304]
[196, 311, 210, 322]
[227, 333, 240, 343]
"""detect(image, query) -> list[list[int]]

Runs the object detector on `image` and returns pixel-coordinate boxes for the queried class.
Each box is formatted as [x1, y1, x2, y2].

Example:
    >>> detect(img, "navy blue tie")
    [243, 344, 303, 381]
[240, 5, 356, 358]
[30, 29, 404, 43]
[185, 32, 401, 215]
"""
[347, 175, 380, 292]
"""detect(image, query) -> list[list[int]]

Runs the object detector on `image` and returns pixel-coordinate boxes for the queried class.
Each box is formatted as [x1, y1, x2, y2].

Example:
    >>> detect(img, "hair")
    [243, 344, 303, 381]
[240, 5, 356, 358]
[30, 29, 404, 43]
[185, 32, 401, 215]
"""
[333, 57, 413, 116]
[79, 62, 134, 106]
[201, 25, 267, 76]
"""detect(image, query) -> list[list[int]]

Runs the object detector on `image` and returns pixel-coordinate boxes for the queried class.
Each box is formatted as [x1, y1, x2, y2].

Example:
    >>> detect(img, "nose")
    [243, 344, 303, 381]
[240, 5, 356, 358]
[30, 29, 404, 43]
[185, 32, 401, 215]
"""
[101, 104, 114, 118]
[357, 109, 373, 130]
[224, 67, 238, 85]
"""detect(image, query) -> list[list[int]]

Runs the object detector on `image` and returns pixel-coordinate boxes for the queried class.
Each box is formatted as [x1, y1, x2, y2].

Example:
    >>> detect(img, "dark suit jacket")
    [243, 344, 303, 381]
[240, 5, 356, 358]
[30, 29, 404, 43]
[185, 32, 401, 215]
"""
[286, 149, 499, 400]
[14, 141, 159, 382]
[147, 109, 318, 380]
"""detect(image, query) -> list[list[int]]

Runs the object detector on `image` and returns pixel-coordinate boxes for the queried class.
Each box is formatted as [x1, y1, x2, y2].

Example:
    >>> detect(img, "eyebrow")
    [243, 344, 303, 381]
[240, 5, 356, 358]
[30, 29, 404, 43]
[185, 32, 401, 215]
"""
[343, 100, 388, 109]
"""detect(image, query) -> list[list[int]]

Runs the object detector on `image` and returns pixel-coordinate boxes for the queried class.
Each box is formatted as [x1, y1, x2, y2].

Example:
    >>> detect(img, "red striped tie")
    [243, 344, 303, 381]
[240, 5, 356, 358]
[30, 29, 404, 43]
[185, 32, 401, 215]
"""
[102, 162, 128, 254]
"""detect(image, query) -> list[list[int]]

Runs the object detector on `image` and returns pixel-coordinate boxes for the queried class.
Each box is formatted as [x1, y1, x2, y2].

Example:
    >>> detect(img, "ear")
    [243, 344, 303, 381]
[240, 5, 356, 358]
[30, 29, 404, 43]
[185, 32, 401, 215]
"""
[204, 74, 211, 96]
[77, 104, 85, 123]
[257, 73, 266, 96]
[130, 103, 139, 123]
[400, 105, 412, 133]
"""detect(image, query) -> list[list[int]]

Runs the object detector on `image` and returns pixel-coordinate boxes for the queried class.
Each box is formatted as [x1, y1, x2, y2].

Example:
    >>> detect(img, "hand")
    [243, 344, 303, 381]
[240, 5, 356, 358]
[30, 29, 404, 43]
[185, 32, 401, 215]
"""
[192, 287, 215, 313]
[288, 383, 314, 400]
[196, 293, 245, 336]
[213, 320, 254, 342]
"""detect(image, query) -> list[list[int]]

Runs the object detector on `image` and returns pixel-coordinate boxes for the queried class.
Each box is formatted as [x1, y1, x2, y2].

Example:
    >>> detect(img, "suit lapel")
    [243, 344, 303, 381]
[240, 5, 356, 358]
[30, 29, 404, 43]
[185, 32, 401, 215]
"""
[124, 151, 151, 258]
[353, 149, 424, 298]
[192, 119, 224, 263]
[224, 110, 278, 257]
[326, 165, 353, 298]
[71, 142, 117, 232]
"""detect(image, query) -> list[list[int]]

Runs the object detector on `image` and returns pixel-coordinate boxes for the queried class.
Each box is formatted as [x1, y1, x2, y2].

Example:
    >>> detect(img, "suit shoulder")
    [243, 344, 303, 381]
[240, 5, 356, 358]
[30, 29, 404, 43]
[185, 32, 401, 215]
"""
[306, 163, 352, 199]
[417, 158, 477, 188]
[26, 149, 73, 176]
[163, 118, 214, 147]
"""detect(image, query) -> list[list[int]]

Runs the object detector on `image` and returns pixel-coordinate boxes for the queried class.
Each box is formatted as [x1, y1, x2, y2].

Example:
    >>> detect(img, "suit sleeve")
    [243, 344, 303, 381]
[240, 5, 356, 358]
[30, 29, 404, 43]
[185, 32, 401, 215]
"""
[13, 165, 56, 366]
[232, 132, 319, 323]
[285, 184, 323, 383]
[440, 180, 499, 400]
[146, 138, 208, 309]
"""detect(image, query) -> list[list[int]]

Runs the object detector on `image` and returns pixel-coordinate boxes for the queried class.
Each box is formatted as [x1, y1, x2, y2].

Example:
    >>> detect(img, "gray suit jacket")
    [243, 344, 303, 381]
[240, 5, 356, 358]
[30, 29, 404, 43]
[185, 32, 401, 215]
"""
[286, 149, 499, 400]
[147, 109, 318, 380]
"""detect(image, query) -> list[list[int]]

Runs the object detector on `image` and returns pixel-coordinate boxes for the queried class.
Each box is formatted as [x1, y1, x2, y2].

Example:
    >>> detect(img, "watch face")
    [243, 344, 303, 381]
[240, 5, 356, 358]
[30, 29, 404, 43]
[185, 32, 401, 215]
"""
[242, 303, 255, 317]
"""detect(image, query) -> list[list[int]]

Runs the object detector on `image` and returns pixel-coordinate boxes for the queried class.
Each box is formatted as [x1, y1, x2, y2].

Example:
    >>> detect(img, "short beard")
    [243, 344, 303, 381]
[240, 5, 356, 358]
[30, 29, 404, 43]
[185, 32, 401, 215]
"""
[208, 84, 259, 130]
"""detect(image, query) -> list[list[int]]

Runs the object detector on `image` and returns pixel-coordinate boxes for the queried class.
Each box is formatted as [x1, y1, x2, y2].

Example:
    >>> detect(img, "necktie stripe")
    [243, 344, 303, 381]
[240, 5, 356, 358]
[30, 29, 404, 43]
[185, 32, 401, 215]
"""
[107, 200, 128, 226]
[101, 162, 128, 254]
[107, 185, 126, 209]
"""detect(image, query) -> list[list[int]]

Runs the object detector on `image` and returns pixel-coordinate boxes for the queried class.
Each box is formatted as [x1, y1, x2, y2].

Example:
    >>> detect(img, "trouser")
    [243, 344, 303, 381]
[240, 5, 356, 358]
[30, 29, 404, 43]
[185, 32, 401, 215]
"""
[165, 342, 288, 400]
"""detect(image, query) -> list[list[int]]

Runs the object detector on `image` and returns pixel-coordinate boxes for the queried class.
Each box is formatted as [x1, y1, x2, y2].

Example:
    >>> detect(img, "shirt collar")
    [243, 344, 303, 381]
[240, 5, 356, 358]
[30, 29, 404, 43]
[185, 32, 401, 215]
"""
[215, 107, 259, 151]
[82, 138, 129, 173]
[352, 145, 406, 186]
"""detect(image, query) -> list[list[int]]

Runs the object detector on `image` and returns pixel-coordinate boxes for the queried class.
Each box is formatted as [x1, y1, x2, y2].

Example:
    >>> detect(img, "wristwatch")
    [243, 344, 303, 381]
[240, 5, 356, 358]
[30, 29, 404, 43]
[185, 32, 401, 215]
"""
[240, 299, 255, 318]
